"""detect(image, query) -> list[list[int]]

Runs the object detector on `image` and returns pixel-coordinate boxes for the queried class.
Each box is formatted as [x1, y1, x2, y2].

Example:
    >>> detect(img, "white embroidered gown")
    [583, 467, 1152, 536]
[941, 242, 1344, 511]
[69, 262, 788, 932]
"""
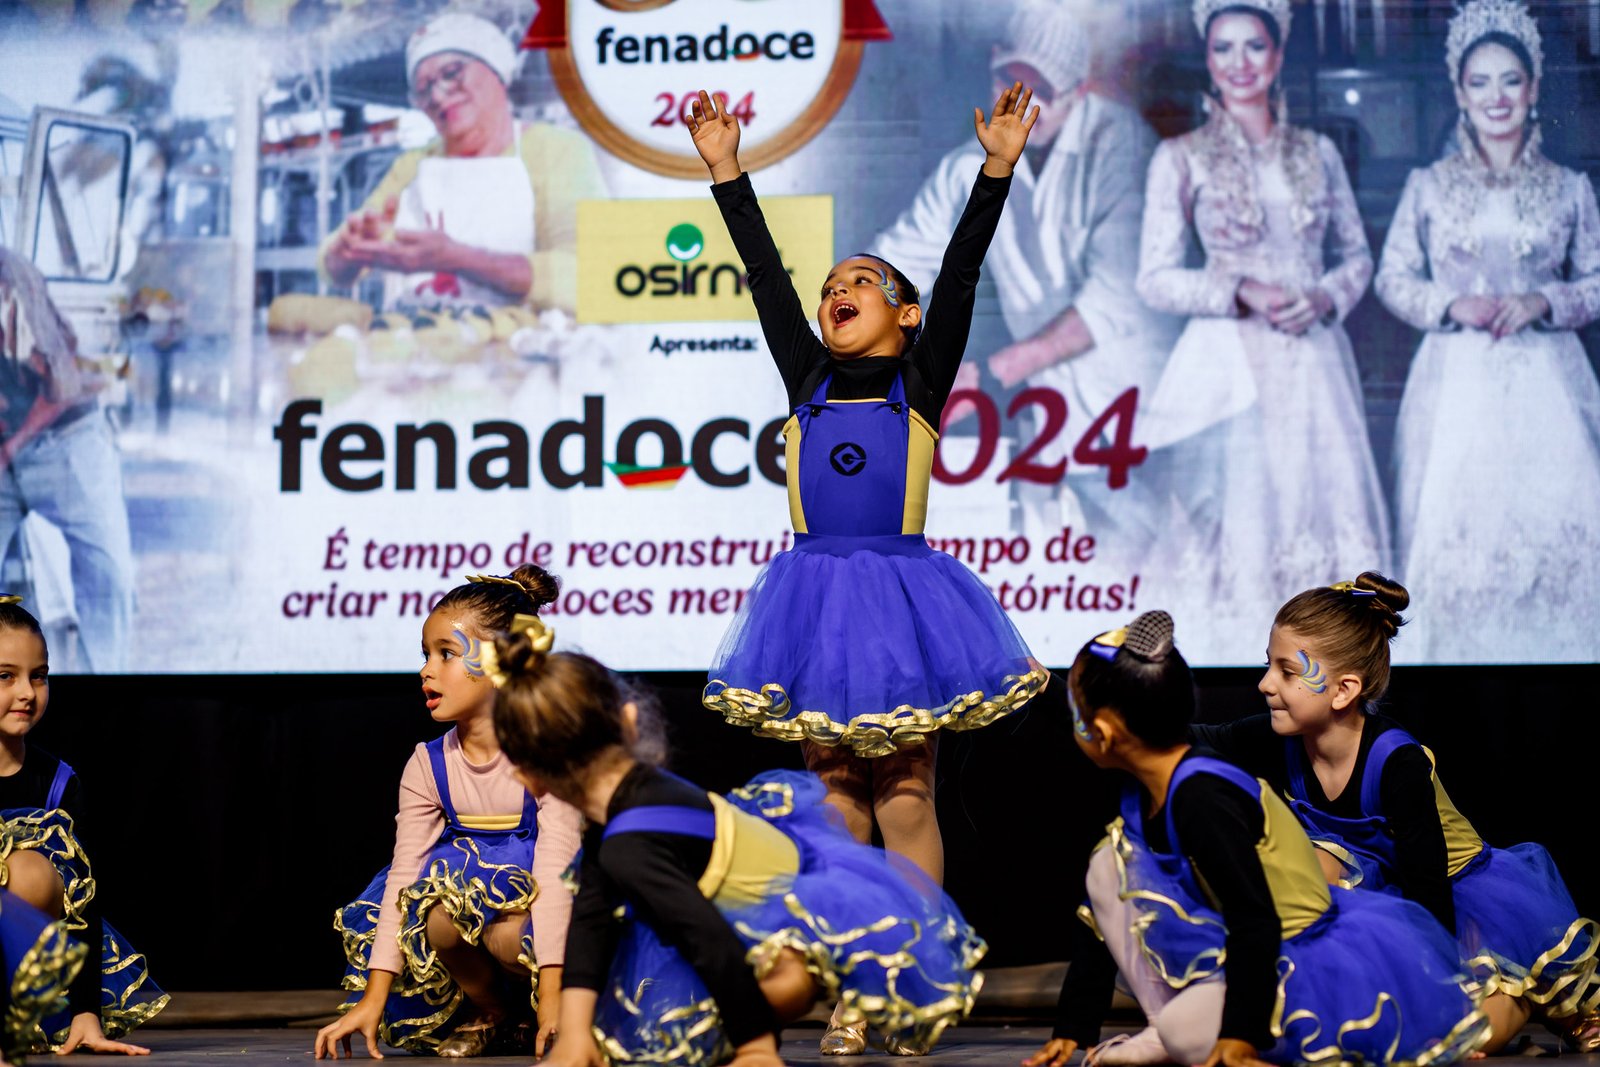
[1376, 135, 1600, 663]
[1135, 111, 1390, 662]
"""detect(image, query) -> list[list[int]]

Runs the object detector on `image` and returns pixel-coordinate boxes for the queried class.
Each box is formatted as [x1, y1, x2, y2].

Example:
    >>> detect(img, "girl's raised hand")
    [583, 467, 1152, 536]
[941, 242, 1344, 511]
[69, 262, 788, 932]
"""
[975, 82, 1040, 177]
[686, 90, 743, 183]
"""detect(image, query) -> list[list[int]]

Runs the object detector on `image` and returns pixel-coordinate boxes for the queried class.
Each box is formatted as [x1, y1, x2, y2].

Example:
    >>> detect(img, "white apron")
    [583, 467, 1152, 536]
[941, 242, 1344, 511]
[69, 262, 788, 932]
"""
[388, 139, 535, 311]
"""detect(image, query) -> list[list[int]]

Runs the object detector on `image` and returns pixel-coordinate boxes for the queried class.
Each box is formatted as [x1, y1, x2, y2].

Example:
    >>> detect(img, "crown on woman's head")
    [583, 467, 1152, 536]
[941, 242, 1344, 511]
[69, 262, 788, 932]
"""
[1192, 0, 1292, 42]
[1446, 0, 1543, 84]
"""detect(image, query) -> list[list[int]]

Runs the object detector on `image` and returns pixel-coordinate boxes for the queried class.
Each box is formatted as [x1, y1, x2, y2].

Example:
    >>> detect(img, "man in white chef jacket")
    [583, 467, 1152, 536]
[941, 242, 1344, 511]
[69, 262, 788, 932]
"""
[870, 0, 1176, 566]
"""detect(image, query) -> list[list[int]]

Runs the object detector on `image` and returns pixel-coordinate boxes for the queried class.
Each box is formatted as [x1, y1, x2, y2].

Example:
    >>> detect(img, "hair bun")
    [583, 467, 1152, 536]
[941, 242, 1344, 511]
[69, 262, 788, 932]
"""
[1353, 571, 1408, 638]
[1124, 611, 1176, 661]
[493, 628, 549, 684]
[508, 564, 560, 610]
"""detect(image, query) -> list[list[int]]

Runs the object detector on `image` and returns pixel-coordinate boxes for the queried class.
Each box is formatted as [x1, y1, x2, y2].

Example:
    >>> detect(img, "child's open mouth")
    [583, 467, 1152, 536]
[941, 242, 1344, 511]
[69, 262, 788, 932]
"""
[832, 302, 858, 326]
[423, 687, 441, 710]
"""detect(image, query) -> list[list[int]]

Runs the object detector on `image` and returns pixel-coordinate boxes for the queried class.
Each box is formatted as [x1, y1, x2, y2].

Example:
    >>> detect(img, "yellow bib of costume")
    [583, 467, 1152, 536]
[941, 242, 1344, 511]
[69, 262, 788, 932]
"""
[696, 793, 801, 908]
[1191, 781, 1332, 939]
[1421, 747, 1485, 876]
[781, 404, 938, 536]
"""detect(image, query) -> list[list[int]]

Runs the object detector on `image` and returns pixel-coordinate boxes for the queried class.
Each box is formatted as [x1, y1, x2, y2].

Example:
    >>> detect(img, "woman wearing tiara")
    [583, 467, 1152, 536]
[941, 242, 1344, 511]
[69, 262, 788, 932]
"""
[1376, 0, 1600, 663]
[1135, 0, 1388, 661]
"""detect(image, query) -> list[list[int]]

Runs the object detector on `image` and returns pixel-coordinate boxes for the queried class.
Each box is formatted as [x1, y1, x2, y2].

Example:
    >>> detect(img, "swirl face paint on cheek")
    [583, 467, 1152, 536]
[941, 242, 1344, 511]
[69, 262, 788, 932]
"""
[874, 266, 900, 308]
[1296, 649, 1329, 694]
[454, 627, 486, 678]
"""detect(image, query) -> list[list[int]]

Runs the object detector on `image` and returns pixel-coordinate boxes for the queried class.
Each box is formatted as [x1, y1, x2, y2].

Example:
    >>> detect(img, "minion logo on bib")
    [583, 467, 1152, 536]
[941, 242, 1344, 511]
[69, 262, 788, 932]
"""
[830, 442, 867, 476]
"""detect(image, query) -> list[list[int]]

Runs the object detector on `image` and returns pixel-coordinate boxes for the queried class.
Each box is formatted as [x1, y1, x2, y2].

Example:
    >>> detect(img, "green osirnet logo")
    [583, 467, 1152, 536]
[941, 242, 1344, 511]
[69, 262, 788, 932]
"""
[665, 223, 704, 262]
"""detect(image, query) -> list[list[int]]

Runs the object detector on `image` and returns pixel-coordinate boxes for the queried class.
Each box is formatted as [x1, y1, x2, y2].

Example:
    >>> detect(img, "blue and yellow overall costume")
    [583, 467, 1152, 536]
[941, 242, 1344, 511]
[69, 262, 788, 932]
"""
[0, 754, 167, 1051]
[1284, 728, 1599, 1021]
[588, 770, 984, 1064]
[335, 734, 542, 1052]
[0, 889, 85, 1057]
[702, 169, 1046, 758]
[1093, 755, 1489, 1064]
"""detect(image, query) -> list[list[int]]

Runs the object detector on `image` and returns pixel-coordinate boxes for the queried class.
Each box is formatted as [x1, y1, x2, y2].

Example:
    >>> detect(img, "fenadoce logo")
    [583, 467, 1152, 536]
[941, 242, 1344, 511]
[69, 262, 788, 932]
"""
[577, 195, 832, 324]
[524, 0, 890, 178]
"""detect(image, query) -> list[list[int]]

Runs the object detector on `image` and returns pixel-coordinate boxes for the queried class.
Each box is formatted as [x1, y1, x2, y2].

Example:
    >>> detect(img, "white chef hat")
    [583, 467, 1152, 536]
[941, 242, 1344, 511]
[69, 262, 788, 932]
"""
[989, 0, 1090, 98]
[406, 12, 518, 87]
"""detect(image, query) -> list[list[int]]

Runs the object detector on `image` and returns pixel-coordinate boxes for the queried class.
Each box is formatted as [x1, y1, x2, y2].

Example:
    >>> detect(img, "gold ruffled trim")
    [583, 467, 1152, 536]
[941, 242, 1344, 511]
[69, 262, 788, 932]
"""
[0, 810, 96, 928]
[594, 988, 726, 1067]
[1098, 822, 1493, 1065]
[704, 669, 1048, 758]
[339, 840, 540, 1053]
[595, 877, 986, 1063]
[1467, 916, 1600, 1019]
[4, 811, 169, 1049]
[1273, 956, 1491, 1066]
[6, 911, 88, 1057]
[83, 928, 170, 1043]
[1307, 840, 1366, 890]
[1099, 820, 1228, 989]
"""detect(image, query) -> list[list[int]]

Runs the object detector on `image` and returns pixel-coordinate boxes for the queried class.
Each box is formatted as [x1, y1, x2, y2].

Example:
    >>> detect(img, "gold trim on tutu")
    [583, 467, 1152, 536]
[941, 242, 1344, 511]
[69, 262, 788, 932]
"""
[0, 811, 94, 924]
[336, 839, 540, 1053]
[1090, 821, 1493, 1065]
[594, 902, 985, 1065]
[1468, 916, 1600, 1019]
[704, 669, 1048, 758]
[6, 911, 88, 1056]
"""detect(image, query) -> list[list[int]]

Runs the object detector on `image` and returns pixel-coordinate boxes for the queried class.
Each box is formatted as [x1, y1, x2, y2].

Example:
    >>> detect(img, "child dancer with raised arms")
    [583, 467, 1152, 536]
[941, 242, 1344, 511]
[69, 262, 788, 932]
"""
[0, 597, 165, 1055]
[315, 568, 581, 1059]
[688, 81, 1048, 1051]
[1029, 611, 1488, 1067]
[1192, 573, 1599, 1052]
[487, 616, 984, 1067]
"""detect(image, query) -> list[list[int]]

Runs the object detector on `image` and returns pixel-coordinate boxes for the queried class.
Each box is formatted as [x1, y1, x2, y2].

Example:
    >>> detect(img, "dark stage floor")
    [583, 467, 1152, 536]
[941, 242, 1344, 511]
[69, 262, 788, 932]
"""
[96, 1024, 1600, 1065]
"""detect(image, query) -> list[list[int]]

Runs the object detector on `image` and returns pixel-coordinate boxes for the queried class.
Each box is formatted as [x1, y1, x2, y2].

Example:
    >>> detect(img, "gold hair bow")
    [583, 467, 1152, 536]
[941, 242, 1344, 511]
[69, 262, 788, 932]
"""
[0, 595, 21, 605]
[467, 573, 524, 590]
[1088, 626, 1127, 661]
[511, 613, 554, 652]
[1329, 580, 1377, 598]
[479, 614, 555, 689]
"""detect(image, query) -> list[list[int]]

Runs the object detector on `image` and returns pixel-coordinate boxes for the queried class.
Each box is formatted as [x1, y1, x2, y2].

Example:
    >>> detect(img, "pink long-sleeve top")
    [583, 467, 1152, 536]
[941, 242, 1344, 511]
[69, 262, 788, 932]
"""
[368, 729, 583, 976]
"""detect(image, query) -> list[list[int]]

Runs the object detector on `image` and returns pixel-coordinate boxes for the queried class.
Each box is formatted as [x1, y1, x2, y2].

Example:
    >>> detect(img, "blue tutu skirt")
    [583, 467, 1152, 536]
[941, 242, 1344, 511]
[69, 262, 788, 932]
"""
[0, 809, 169, 1048]
[335, 832, 539, 1052]
[1, 888, 87, 1057]
[1451, 845, 1598, 1015]
[703, 534, 1046, 757]
[1311, 837, 1598, 1017]
[1103, 822, 1489, 1064]
[596, 771, 986, 1064]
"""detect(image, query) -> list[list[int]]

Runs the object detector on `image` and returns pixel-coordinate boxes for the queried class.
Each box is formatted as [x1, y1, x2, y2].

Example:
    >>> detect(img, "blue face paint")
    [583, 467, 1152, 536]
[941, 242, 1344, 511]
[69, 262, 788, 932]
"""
[873, 266, 900, 308]
[1296, 649, 1329, 694]
[454, 627, 486, 678]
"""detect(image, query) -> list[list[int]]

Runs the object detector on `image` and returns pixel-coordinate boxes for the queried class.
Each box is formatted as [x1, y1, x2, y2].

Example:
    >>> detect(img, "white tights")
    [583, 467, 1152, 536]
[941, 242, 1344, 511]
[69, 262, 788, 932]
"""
[1085, 845, 1229, 1065]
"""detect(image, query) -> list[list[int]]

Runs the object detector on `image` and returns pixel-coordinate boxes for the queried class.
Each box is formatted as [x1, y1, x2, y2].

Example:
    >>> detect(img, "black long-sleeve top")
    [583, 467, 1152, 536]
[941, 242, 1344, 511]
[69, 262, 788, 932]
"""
[0, 746, 102, 1018]
[711, 168, 1011, 427]
[1190, 714, 1454, 930]
[1056, 751, 1281, 1051]
[563, 764, 777, 1047]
